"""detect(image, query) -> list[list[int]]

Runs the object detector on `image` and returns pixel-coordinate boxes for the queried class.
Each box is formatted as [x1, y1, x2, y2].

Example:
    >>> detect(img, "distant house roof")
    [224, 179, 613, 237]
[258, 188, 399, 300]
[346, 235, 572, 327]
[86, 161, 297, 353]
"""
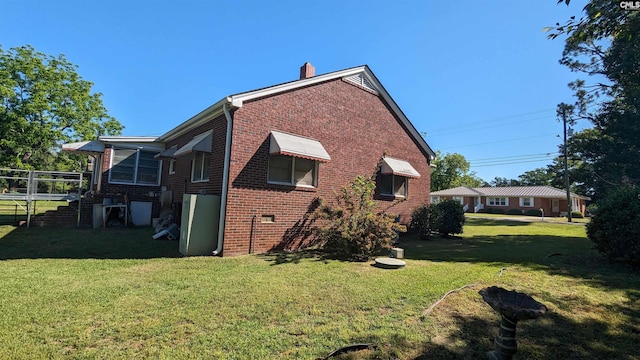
[429, 186, 482, 197]
[431, 185, 590, 200]
[155, 65, 436, 160]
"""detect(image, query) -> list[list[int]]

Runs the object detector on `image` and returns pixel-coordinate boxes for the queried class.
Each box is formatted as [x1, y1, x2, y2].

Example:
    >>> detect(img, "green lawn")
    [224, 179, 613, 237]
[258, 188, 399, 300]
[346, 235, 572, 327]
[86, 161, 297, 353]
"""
[0, 219, 637, 359]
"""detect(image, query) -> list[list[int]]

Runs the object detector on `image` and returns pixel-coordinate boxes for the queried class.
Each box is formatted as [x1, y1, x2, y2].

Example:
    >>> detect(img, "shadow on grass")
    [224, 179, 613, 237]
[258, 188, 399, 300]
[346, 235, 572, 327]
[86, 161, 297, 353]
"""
[260, 248, 329, 265]
[412, 301, 638, 359]
[0, 226, 181, 260]
[332, 297, 639, 359]
[463, 217, 535, 227]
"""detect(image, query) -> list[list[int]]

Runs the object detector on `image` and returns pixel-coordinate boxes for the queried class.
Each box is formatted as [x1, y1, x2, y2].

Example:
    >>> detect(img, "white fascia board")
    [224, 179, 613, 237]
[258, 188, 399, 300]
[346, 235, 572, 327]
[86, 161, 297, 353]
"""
[98, 136, 158, 142]
[156, 97, 232, 142]
[362, 67, 436, 161]
[228, 66, 367, 106]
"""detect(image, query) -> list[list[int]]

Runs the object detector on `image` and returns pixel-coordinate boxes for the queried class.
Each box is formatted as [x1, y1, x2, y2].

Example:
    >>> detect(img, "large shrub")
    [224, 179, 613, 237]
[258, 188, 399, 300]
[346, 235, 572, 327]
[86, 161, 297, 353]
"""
[524, 209, 543, 217]
[435, 200, 466, 236]
[410, 204, 436, 239]
[586, 186, 640, 268]
[313, 176, 404, 261]
[410, 200, 465, 238]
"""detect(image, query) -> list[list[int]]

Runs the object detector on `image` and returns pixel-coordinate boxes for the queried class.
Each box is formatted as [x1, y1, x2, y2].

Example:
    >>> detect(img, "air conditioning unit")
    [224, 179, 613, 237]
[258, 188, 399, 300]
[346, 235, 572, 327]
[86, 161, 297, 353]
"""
[179, 194, 220, 256]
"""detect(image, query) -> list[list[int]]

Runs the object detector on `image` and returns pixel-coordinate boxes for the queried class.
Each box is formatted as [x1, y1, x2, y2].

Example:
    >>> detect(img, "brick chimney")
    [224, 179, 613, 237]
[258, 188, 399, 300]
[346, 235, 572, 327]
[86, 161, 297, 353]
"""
[300, 62, 315, 79]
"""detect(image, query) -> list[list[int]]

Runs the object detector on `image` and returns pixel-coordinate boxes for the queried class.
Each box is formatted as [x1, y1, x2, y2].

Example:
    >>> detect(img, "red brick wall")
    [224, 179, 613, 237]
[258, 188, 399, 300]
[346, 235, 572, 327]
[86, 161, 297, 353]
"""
[155, 116, 228, 227]
[222, 78, 432, 256]
[159, 116, 228, 204]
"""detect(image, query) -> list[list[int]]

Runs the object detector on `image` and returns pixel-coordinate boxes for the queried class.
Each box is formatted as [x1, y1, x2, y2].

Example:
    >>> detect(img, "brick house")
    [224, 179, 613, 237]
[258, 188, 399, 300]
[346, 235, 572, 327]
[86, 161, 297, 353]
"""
[154, 63, 435, 256]
[430, 185, 590, 216]
[62, 63, 435, 255]
[61, 136, 164, 227]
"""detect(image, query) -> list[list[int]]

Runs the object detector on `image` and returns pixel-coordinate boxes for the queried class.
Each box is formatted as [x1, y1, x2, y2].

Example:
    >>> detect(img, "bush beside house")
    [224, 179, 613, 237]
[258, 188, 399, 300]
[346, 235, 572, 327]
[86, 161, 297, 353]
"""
[410, 200, 465, 239]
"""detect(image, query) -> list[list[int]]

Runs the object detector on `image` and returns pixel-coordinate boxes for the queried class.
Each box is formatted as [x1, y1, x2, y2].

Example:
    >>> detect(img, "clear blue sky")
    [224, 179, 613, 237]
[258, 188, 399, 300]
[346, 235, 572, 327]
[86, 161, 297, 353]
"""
[1, 0, 590, 183]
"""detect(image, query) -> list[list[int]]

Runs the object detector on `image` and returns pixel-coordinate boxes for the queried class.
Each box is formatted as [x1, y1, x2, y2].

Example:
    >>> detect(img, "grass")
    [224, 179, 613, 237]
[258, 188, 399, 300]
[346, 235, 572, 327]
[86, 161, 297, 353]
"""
[0, 218, 638, 359]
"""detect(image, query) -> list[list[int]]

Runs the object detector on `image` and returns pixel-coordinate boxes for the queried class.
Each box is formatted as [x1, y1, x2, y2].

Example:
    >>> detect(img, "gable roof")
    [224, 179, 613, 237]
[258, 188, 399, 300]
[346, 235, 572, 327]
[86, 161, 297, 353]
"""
[431, 185, 590, 200]
[156, 65, 435, 160]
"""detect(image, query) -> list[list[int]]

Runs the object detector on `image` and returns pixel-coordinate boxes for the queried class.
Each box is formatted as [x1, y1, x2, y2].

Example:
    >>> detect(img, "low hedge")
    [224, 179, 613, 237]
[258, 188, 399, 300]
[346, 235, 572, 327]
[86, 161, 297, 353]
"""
[524, 209, 543, 217]
[507, 209, 523, 215]
[571, 211, 584, 219]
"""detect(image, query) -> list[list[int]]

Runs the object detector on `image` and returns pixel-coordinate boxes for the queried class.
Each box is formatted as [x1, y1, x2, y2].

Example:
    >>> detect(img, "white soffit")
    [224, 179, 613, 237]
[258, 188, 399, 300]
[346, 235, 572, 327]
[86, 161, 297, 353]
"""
[61, 140, 105, 154]
[154, 145, 178, 159]
[381, 157, 421, 178]
[269, 130, 331, 162]
[174, 130, 213, 157]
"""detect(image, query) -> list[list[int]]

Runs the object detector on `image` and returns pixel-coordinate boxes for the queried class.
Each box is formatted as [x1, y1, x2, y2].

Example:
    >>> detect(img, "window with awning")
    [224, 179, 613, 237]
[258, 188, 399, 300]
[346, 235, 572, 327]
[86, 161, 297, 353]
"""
[154, 145, 178, 159]
[174, 130, 213, 157]
[267, 130, 330, 187]
[378, 157, 420, 198]
[269, 130, 331, 162]
[380, 157, 420, 178]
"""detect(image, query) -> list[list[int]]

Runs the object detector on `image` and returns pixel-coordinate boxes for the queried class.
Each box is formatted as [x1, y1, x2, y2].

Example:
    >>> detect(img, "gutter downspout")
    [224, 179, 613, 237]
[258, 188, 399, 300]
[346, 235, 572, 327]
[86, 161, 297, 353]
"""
[213, 102, 234, 255]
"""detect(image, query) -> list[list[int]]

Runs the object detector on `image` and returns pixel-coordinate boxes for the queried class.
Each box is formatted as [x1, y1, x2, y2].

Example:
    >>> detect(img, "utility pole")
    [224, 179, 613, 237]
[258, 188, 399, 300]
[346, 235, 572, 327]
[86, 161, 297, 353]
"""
[562, 108, 573, 223]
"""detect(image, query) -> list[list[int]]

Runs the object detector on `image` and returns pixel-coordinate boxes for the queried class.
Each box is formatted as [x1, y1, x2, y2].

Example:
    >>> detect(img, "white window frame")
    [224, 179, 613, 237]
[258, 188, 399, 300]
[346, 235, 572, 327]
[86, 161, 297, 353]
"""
[452, 196, 464, 205]
[519, 197, 534, 207]
[168, 159, 176, 175]
[109, 147, 161, 186]
[267, 155, 318, 188]
[487, 197, 508, 206]
[191, 152, 210, 183]
[379, 174, 408, 198]
[431, 196, 440, 204]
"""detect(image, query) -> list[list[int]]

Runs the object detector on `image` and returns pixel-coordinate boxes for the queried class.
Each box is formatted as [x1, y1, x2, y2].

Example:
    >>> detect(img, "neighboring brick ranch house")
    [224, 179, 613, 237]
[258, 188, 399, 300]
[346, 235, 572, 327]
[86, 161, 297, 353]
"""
[65, 63, 436, 256]
[430, 185, 590, 216]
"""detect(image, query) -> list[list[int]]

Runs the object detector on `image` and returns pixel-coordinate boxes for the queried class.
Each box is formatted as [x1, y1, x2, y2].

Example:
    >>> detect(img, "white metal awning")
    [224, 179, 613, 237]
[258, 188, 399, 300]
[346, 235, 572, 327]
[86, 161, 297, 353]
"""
[154, 145, 178, 159]
[174, 130, 213, 157]
[381, 157, 421, 178]
[269, 130, 331, 162]
[61, 140, 105, 154]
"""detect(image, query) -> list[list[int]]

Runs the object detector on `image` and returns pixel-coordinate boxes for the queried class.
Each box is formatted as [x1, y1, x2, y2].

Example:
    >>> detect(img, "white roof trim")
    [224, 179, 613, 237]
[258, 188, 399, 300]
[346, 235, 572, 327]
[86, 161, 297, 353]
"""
[174, 130, 213, 157]
[98, 136, 158, 143]
[269, 130, 331, 162]
[156, 65, 435, 160]
[61, 140, 105, 154]
[381, 157, 421, 179]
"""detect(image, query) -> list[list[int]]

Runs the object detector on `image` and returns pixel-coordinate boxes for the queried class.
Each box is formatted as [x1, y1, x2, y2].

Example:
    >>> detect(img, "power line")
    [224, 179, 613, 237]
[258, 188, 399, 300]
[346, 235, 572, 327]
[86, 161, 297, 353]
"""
[470, 157, 556, 168]
[428, 115, 556, 136]
[426, 108, 555, 133]
[439, 133, 557, 150]
[469, 153, 555, 162]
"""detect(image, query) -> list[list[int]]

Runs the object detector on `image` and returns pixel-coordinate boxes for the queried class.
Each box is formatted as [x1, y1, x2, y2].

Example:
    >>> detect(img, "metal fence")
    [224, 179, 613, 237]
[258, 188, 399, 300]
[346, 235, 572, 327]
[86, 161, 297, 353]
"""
[0, 169, 83, 227]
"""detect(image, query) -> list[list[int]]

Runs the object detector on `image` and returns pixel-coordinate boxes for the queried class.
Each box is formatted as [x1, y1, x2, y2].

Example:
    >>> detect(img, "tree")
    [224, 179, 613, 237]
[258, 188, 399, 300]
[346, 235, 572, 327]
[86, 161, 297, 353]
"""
[548, 1, 640, 198]
[489, 177, 520, 187]
[586, 186, 640, 268]
[0, 45, 122, 171]
[430, 151, 484, 191]
[517, 168, 554, 186]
